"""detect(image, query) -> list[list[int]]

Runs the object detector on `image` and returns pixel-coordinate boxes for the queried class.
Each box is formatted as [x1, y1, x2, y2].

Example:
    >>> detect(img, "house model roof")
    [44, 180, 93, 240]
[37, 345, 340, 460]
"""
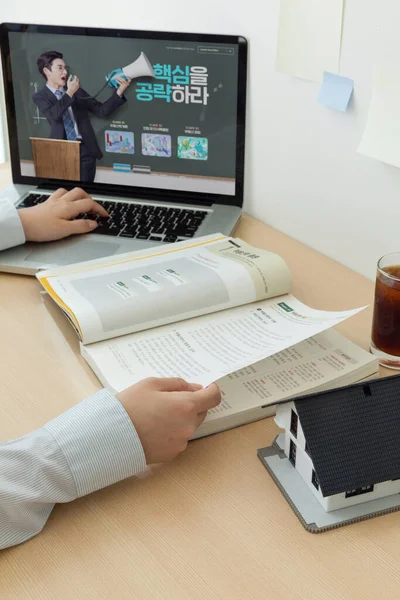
[292, 375, 400, 497]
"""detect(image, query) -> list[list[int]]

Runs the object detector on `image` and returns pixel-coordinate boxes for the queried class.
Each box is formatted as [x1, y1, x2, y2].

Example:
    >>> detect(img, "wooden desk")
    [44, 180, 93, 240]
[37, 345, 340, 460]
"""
[0, 163, 397, 600]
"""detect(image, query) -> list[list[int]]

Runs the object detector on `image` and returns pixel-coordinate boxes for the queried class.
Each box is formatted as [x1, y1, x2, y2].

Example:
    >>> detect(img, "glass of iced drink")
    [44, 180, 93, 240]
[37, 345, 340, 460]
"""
[371, 253, 400, 368]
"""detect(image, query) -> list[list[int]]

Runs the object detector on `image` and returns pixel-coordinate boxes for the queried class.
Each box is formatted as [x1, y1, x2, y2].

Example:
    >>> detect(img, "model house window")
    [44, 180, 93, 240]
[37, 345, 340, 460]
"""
[290, 410, 298, 438]
[311, 470, 319, 490]
[345, 485, 374, 498]
[289, 439, 297, 466]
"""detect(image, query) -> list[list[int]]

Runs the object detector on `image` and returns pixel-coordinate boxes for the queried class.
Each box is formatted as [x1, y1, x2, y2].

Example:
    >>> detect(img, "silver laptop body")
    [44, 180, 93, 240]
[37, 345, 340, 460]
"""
[0, 23, 247, 274]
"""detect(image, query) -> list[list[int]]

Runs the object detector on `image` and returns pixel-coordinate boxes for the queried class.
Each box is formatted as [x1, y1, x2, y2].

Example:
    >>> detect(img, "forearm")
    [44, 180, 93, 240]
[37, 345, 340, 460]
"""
[0, 389, 146, 550]
[89, 91, 126, 117]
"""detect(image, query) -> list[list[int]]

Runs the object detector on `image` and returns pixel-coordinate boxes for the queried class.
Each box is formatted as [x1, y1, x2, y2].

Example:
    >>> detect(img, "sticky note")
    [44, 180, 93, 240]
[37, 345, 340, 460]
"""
[275, 0, 344, 83]
[318, 72, 354, 112]
[358, 67, 400, 169]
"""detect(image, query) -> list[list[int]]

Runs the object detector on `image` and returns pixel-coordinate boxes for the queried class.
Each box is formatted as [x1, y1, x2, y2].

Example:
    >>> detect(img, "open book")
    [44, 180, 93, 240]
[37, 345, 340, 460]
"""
[37, 234, 379, 438]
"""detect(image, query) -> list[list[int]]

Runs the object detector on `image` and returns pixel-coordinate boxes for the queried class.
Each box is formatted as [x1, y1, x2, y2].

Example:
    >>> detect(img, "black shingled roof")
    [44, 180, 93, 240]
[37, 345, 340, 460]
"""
[292, 374, 400, 497]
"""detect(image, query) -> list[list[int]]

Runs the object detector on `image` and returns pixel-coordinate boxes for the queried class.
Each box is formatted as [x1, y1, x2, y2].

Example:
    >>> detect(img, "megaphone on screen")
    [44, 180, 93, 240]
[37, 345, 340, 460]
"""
[106, 52, 155, 88]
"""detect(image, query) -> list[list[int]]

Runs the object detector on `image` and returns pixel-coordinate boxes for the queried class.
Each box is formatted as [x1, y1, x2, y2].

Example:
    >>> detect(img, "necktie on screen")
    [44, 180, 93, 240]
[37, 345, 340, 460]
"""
[54, 90, 77, 141]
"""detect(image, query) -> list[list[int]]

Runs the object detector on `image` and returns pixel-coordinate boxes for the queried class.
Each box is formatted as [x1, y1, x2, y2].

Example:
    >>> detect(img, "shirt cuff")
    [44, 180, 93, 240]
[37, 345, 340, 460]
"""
[115, 91, 126, 103]
[0, 198, 26, 251]
[43, 389, 146, 497]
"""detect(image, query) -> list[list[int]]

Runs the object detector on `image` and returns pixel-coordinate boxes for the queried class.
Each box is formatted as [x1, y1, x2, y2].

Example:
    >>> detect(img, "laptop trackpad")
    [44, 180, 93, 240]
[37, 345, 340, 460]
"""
[25, 239, 121, 265]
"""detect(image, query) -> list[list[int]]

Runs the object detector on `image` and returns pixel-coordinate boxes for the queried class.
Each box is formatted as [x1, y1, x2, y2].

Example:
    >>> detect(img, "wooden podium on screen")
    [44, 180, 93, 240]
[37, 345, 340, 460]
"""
[30, 138, 80, 180]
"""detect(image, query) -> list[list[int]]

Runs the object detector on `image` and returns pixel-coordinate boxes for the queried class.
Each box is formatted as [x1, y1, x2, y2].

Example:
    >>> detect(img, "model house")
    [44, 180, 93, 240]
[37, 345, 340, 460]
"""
[274, 377, 400, 512]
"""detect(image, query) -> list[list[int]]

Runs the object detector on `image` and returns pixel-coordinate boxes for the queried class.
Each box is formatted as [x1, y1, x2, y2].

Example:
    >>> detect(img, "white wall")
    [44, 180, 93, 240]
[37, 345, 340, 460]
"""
[2, 1, 400, 279]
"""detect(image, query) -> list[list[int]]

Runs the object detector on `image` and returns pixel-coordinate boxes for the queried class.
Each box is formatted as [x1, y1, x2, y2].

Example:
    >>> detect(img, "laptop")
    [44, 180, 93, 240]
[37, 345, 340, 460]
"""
[0, 23, 247, 275]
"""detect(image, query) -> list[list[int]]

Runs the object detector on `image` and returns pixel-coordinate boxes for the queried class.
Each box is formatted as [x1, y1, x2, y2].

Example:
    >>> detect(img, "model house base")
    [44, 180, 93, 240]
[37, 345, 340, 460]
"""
[258, 374, 400, 532]
[258, 435, 400, 533]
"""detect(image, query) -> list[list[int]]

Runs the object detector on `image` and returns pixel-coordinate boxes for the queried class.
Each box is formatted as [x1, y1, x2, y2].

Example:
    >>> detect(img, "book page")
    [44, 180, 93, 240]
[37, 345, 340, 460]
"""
[37, 234, 291, 344]
[81, 294, 367, 391]
[205, 328, 378, 423]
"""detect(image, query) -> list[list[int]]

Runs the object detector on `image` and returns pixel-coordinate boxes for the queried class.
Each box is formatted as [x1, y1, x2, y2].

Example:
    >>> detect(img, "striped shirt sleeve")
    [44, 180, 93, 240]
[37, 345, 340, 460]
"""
[0, 389, 146, 550]
[0, 197, 26, 251]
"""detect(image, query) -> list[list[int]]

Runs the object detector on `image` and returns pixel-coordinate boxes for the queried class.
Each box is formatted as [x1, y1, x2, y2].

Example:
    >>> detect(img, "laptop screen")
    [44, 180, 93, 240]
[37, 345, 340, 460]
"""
[1, 24, 247, 204]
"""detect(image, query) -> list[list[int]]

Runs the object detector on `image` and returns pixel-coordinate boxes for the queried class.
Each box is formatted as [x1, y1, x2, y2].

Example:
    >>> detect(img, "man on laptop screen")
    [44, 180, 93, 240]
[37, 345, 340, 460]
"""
[32, 50, 132, 183]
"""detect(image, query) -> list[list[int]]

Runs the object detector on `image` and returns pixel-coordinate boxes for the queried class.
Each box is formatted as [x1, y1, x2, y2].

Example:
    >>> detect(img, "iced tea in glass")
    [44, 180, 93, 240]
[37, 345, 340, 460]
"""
[371, 253, 400, 368]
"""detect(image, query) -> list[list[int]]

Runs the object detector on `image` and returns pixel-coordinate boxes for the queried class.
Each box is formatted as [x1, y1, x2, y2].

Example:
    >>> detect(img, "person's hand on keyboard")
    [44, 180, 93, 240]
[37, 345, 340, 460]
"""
[18, 187, 109, 242]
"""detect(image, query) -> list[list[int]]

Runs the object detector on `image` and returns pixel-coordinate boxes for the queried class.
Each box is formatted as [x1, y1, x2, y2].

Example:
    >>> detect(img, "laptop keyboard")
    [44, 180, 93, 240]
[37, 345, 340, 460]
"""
[19, 193, 208, 243]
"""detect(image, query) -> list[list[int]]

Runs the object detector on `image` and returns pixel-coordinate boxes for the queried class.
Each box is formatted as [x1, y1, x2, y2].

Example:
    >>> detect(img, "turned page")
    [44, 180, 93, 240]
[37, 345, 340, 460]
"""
[80, 295, 366, 392]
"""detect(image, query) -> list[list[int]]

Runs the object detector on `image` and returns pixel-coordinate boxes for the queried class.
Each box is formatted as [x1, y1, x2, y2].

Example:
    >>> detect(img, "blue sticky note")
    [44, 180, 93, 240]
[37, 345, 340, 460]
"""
[318, 72, 354, 112]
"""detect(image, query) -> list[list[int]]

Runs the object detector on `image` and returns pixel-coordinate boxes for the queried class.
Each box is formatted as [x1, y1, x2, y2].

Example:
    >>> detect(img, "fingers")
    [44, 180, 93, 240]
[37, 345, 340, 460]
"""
[115, 76, 130, 87]
[50, 187, 90, 205]
[63, 187, 90, 201]
[49, 188, 68, 200]
[195, 411, 207, 428]
[51, 188, 108, 217]
[146, 378, 219, 412]
[192, 383, 221, 413]
[190, 383, 203, 391]
[64, 219, 98, 236]
[68, 197, 109, 218]
[50, 187, 89, 204]
[151, 377, 203, 393]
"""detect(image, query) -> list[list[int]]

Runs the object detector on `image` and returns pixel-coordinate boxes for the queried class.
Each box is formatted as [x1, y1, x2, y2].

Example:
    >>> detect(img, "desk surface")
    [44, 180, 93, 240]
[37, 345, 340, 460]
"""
[0, 163, 397, 600]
